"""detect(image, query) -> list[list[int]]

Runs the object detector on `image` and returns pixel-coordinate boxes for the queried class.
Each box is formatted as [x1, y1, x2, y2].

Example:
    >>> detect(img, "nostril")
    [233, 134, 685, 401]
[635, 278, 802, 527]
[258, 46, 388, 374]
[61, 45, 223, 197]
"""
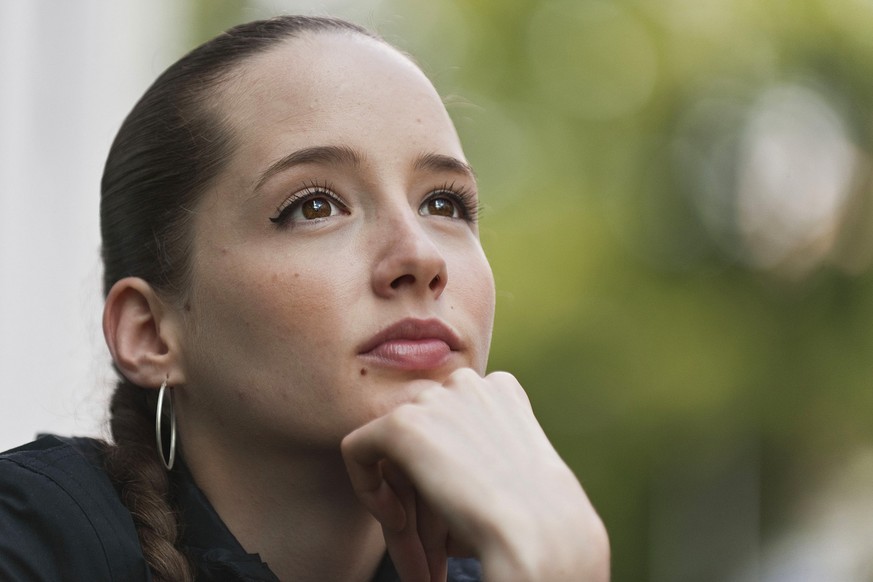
[390, 274, 415, 289]
[429, 274, 441, 291]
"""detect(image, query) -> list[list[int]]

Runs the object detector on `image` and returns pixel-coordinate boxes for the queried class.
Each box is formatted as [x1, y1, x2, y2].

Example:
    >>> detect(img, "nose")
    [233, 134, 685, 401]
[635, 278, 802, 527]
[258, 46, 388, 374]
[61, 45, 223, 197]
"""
[371, 210, 448, 300]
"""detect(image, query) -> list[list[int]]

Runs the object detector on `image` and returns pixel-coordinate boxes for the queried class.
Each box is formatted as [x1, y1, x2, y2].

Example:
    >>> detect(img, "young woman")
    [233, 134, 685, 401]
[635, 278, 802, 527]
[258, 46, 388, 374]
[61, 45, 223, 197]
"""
[0, 15, 609, 582]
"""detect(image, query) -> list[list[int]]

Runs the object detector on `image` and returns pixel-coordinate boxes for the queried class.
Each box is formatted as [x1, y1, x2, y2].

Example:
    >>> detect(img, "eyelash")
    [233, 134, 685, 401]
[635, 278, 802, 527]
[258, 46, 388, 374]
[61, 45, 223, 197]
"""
[268, 181, 481, 227]
[423, 182, 480, 223]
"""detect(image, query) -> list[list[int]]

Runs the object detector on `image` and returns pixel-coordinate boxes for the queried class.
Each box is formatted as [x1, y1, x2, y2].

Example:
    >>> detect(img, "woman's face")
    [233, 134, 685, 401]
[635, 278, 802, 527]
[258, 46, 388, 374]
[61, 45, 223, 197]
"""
[174, 32, 495, 454]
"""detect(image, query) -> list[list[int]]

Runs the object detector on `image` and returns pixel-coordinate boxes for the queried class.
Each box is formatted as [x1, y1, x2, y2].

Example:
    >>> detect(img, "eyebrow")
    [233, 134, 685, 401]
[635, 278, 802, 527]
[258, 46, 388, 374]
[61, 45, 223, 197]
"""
[252, 146, 476, 193]
[413, 152, 477, 180]
[254, 145, 362, 192]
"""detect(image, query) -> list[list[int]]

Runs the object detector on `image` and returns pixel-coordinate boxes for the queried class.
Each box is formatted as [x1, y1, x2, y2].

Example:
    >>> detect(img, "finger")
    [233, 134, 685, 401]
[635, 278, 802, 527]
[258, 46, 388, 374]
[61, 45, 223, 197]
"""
[383, 527, 429, 582]
[341, 445, 406, 531]
[416, 493, 448, 582]
[382, 464, 429, 582]
[486, 371, 534, 410]
[342, 410, 424, 532]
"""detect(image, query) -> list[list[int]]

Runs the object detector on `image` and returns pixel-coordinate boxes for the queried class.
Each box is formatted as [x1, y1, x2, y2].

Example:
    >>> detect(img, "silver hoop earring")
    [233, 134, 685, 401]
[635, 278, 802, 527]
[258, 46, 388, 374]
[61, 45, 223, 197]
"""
[155, 378, 177, 471]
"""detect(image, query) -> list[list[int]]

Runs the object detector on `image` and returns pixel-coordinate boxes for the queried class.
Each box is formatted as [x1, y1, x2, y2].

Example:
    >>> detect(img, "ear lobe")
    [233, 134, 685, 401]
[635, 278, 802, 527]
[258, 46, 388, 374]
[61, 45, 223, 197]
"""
[103, 277, 185, 389]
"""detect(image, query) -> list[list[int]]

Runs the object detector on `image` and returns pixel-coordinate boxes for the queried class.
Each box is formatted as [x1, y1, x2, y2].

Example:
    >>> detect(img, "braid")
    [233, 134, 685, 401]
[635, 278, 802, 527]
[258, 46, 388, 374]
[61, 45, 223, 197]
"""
[103, 380, 193, 582]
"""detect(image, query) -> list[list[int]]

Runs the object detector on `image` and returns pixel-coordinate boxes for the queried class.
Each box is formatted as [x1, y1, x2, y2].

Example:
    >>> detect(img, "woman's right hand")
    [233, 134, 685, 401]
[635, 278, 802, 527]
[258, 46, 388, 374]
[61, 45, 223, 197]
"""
[342, 368, 610, 582]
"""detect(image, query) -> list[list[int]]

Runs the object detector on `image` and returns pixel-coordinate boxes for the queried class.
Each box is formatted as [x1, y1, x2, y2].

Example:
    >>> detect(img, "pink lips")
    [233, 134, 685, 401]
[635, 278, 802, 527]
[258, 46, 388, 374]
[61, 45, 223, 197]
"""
[358, 318, 461, 370]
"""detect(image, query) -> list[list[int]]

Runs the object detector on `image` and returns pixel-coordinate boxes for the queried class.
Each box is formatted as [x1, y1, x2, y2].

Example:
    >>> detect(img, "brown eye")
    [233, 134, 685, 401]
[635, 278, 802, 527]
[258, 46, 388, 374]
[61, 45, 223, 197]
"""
[421, 196, 459, 218]
[270, 188, 347, 227]
[301, 197, 333, 219]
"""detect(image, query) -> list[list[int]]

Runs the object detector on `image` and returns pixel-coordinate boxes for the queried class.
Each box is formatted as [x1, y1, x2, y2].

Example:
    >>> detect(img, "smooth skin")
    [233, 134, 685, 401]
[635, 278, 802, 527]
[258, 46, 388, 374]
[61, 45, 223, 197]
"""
[104, 31, 609, 581]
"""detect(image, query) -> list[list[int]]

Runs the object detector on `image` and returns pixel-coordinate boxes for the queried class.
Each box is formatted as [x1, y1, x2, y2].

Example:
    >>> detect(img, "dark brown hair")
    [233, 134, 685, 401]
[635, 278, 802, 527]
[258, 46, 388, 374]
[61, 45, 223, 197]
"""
[100, 16, 375, 581]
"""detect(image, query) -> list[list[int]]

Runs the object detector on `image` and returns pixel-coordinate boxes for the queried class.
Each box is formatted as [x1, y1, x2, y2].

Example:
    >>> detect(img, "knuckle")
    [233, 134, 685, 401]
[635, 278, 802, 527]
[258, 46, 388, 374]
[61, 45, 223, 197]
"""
[486, 370, 517, 384]
[487, 370, 531, 405]
[339, 428, 359, 455]
[385, 402, 423, 432]
[411, 384, 441, 404]
[445, 367, 479, 386]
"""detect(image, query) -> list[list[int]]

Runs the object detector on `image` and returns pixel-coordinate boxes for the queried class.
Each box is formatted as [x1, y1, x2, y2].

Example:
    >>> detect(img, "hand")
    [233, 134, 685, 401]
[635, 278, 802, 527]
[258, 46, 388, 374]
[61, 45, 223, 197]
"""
[341, 369, 610, 582]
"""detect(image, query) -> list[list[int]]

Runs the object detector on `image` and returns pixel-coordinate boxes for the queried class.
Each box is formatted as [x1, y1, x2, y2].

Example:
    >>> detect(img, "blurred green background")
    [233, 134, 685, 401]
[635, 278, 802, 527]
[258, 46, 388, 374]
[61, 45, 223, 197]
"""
[193, 1, 873, 579]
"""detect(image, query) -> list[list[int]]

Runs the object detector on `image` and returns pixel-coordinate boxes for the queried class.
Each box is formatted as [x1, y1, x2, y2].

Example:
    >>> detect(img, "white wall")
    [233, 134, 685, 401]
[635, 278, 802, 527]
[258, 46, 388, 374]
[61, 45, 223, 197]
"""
[0, 1, 189, 451]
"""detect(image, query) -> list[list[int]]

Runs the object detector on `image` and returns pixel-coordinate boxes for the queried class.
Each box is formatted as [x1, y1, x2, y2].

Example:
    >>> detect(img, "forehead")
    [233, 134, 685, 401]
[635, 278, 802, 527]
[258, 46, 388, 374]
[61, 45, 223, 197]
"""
[215, 32, 463, 164]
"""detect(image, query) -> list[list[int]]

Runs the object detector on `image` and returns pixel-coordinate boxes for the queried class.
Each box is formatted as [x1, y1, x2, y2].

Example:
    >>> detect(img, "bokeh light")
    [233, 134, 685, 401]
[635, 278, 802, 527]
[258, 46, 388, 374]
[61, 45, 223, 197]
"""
[526, 0, 658, 120]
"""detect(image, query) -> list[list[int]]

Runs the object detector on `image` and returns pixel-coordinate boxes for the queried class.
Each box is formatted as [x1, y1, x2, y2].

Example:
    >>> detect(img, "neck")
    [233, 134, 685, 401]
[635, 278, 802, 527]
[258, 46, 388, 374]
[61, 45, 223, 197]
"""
[185, 443, 386, 582]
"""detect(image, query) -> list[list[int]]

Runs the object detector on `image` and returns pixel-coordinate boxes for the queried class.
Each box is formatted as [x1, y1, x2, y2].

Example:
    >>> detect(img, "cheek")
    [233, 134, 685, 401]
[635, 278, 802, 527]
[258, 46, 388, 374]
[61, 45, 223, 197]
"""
[187, 254, 358, 371]
[178, 255, 362, 443]
[477, 263, 497, 337]
[258, 270, 332, 339]
[449, 251, 496, 359]
[251, 271, 343, 343]
[459, 246, 496, 310]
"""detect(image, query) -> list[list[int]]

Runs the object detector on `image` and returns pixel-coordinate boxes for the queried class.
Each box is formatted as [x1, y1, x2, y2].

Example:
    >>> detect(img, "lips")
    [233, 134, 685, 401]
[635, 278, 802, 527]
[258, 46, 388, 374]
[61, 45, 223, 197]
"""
[358, 318, 461, 370]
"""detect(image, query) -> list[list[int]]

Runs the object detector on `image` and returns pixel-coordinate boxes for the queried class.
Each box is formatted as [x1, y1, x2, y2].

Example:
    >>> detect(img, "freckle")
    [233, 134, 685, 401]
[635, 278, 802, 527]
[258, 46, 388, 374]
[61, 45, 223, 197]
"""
[221, 247, 229, 256]
[294, 272, 300, 278]
[360, 368, 367, 376]
[184, 302, 192, 312]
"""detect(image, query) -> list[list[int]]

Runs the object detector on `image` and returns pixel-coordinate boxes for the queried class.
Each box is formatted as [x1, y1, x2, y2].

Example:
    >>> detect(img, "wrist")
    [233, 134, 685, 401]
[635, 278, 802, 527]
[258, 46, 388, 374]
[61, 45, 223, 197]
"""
[476, 472, 611, 581]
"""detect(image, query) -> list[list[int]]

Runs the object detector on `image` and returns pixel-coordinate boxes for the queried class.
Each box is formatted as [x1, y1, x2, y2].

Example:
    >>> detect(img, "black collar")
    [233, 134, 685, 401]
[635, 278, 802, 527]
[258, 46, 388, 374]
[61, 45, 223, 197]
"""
[170, 459, 402, 582]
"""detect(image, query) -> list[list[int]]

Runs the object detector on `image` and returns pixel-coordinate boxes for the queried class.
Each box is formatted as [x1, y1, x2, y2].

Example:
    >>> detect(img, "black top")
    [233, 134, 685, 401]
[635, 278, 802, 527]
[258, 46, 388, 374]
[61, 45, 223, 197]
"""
[0, 435, 482, 581]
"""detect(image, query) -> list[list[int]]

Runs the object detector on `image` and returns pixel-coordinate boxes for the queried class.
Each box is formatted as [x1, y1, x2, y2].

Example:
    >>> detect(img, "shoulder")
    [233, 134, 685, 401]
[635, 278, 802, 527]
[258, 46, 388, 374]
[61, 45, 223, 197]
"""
[0, 435, 149, 581]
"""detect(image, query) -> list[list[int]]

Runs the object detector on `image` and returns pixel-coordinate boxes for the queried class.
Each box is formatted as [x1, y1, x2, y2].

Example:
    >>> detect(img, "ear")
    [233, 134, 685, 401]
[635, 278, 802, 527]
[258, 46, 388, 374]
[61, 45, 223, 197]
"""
[103, 277, 187, 389]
